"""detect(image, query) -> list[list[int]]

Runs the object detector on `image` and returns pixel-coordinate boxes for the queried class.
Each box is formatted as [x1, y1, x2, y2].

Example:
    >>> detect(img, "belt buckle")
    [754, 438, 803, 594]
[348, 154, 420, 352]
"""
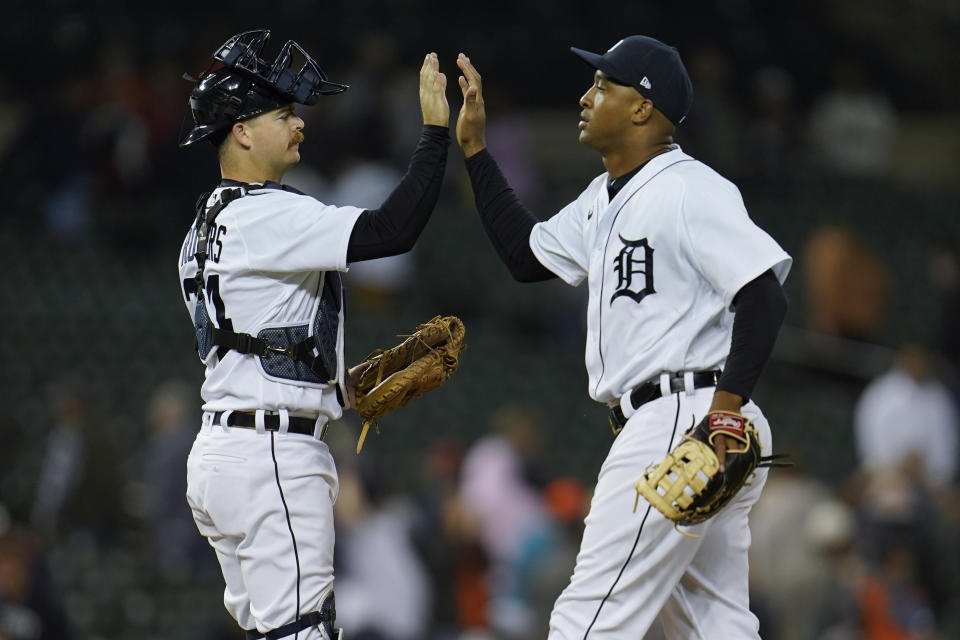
[267, 344, 298, 359]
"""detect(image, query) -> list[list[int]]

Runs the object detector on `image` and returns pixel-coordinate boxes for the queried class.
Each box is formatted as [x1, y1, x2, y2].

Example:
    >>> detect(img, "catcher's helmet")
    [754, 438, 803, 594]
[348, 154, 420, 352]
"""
[180, 29, 348, 147]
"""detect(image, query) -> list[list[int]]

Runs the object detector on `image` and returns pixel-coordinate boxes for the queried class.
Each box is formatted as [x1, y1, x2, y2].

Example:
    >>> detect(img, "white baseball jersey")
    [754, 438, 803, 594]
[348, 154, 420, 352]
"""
[178, 184, 364, 421]
[529, 146, 792, 406]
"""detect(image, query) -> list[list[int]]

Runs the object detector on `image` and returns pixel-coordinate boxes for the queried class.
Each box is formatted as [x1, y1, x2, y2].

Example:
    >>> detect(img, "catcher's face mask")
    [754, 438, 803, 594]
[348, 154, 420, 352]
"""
[180, 29, 348, 147]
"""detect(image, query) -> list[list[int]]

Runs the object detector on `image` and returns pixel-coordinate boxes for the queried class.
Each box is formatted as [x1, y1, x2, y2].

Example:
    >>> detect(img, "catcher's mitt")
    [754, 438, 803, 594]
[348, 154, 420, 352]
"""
[353, 315, 466, 453]
[633, 410, 786, 529]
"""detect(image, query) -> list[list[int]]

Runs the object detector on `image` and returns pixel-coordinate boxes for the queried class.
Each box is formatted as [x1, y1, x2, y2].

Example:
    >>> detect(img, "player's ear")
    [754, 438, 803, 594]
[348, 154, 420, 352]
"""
[231, 122, 253, 150]
[631, 98, 654, 125]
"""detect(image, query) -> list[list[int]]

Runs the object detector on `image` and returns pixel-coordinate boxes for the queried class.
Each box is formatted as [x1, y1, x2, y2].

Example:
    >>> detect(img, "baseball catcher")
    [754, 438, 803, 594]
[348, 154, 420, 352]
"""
[635, 410, 788, 528]
[353, 315, 466, 453]
[178, 28, 453, 640]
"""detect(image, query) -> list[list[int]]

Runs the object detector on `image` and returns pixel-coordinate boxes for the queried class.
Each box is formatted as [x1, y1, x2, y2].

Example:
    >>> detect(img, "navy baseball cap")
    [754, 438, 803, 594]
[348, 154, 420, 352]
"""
[570, 35, 694, 126]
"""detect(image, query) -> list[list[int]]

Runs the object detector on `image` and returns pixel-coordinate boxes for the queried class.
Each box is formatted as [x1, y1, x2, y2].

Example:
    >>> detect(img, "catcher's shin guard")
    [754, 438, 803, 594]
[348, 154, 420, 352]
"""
[244, 591, 340, 639]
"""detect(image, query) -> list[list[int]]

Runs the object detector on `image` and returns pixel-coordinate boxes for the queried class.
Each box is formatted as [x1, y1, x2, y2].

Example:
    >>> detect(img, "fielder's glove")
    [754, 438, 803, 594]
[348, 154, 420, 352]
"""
[353, 315, 466, 453]
[634, 410, 787, 529]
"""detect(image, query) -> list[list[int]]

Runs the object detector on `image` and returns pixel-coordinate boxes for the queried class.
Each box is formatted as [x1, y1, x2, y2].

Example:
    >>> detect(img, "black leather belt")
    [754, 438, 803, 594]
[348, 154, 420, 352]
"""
[609, 370, 721, 435]
[213, 410, 318, 437]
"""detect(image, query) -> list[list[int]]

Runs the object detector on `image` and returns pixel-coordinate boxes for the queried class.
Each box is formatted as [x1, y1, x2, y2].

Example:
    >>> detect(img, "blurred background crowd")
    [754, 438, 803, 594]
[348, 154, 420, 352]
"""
[1, 1, 959, 639]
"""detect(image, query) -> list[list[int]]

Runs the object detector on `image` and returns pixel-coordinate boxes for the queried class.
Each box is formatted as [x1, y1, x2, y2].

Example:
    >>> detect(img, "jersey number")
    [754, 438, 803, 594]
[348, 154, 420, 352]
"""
[181, 275, 234, 360]
[204, 275, 234, 359]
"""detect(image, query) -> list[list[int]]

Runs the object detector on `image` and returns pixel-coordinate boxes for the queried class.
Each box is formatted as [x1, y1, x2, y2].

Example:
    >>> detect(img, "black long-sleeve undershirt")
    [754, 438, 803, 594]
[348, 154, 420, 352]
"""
[346, 125, 450, 262]
[717, 269, 788, 402]
[462, 148, 648, 281]
[463, 148, 555, 282]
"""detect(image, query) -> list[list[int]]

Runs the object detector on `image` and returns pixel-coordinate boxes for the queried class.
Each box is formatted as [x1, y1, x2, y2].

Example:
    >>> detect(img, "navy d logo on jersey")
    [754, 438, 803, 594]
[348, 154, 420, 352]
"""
[611, 235, 655, 304]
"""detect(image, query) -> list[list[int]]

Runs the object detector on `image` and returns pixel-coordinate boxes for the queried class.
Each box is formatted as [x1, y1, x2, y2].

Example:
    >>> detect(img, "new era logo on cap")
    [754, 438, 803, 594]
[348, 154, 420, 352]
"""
[640, 76, 652, 90]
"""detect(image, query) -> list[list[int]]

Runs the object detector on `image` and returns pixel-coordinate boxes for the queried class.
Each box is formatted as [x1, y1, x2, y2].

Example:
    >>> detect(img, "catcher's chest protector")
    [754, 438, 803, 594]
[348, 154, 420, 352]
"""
[188, 186, 343, 384]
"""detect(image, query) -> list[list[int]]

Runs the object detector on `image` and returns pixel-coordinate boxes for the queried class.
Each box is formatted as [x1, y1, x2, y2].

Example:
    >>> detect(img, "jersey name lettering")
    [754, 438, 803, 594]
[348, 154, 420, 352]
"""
[208, 224, 227, 263]
[611, 235, 655, 305]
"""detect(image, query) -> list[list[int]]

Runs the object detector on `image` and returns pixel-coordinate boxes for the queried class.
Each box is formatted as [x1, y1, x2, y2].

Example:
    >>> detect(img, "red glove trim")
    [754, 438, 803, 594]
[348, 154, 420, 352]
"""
[707, 410, 748, 439]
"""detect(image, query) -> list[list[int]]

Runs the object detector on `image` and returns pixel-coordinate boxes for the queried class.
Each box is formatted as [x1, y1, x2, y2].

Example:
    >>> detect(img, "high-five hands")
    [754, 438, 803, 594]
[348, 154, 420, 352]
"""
[417, 52, 486, 155]
[456, 53, 487, 157]
[420, 52, 449, 127]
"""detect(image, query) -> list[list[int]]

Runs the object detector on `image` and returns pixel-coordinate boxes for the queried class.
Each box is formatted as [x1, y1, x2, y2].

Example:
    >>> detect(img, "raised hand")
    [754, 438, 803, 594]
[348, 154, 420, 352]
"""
[456, 53, 487, 157]
[420, 52, 449, 127]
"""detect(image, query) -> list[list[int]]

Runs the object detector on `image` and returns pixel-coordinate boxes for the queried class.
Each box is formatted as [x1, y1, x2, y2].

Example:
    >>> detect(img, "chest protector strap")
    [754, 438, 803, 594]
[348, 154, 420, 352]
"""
[193, 186, 334, 382]
[209, 327, 330, 381]
[193, 187, 244, 295]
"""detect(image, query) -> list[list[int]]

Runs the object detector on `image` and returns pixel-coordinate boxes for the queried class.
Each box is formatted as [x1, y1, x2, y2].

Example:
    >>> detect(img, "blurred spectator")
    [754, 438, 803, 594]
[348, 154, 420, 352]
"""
[484, 86, 544, 209]
[25, 79, 96, 242]
[748, 468, 834, 640]
[676, 45, 743, 179]
[334, 454, 432, 640]
[408, 439, 488, 637]
[0, 507, 74, 640]
[30, 378, 124, 545]
[929, 248, 960, 386]
[329, 31, 420, 168]
[803, 225, 890, 342]
[325, 113, 412, 312]
[808, 57, 899, 180]
[79, 41, 159, 251]
[854, 345, 958, 488]
[858, 471, 945, 640]
[140, 378, 208, 577]
[443, 499, 491, 636]
[81, 41, 153, 192]
[459, 405, 553, 639]
[807, 498, 865, 640]
[851, 341, 960, 636]
[858, 533, 940, 640]
[0, 78, 26, 165]
[525, 478, 589, 639]
[742, 65, 802, 184]
[335, 32, 431, 173]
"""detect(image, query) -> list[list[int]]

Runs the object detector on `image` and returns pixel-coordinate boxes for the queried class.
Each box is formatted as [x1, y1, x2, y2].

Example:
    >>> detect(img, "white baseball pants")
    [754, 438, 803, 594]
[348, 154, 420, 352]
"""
[549, 386, 772, 640]
[186, 418, 338, 639]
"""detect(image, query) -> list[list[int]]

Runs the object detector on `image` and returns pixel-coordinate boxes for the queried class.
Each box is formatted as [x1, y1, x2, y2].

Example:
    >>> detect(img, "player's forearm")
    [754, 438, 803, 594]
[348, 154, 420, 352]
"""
[464, 149, 555, 282]
[716, 270, 787, 402]
[346, 125, 449, 261]
[708, 390, 744, 412]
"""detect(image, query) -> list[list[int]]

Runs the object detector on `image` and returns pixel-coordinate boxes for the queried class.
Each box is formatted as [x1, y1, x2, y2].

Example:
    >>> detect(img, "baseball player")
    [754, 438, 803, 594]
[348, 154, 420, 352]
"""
[176, 30, 449, 640]
[455, 36, 791, 638]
